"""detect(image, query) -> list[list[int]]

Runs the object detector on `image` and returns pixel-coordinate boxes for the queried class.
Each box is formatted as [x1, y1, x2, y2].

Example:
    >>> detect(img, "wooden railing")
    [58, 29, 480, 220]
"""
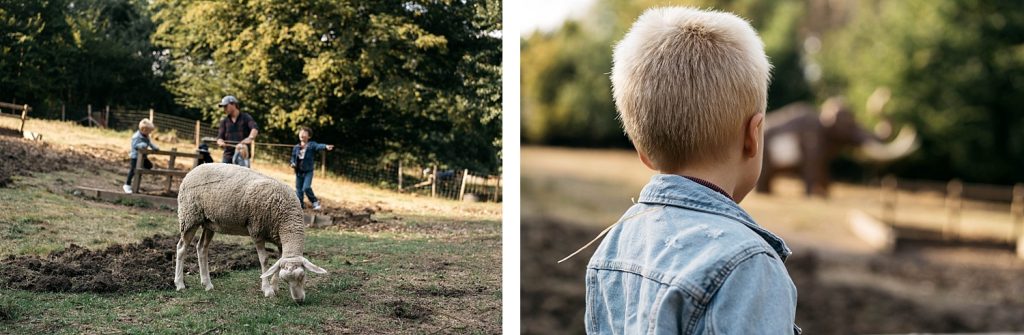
[0, 102, 31, 134]
[131, 148, 200, 194]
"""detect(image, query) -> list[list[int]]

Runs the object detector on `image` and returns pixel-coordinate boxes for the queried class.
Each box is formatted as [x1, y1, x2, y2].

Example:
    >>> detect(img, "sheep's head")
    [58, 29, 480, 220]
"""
[261, 256, 327, 303]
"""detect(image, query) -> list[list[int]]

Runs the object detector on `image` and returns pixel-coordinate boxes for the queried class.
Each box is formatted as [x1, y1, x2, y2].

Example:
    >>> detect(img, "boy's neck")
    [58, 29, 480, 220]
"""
[666, 165, 737, 201]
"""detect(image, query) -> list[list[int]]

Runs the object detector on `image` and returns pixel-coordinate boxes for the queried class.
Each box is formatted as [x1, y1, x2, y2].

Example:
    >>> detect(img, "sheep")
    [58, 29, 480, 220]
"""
[174, 163, 327, 302]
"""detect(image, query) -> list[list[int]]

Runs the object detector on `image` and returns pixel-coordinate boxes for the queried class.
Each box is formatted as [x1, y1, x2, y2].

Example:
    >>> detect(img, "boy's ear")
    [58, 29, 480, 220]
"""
[743, 113, 765, 159]
[637, 150, 656, 171]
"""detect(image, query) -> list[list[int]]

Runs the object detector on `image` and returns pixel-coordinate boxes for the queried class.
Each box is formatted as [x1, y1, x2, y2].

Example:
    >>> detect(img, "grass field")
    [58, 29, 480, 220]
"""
[0, 117, 502, 334]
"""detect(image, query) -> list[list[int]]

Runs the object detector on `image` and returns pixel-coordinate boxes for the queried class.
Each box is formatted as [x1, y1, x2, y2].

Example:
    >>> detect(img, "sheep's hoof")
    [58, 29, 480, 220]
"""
[175, 283, 186, 291]
[263, 289, 276, 298]
[204, 283, 214, 291]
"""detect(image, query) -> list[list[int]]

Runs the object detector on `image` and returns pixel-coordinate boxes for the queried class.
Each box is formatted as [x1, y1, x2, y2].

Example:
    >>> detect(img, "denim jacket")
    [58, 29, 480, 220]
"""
[586, 174, 799, 334]
[129, 130, 159, 159]
[290, 141, 328, 172]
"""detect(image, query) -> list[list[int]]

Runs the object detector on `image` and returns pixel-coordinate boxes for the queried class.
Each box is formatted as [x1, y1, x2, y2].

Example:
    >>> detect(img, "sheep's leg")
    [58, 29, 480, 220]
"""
[174, 227, 199, 291]
[254, 240, 276, 297]
[197, 228, 216, 291]
[269, 242, 281, 288]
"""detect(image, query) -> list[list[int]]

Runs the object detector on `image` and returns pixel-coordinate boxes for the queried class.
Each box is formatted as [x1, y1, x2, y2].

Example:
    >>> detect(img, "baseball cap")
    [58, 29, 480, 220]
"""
[218, 95, 239, 107]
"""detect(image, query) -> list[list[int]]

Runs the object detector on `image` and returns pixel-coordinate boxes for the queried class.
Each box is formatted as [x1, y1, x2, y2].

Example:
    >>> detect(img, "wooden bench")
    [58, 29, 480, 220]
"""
[131, 148, 201, 194]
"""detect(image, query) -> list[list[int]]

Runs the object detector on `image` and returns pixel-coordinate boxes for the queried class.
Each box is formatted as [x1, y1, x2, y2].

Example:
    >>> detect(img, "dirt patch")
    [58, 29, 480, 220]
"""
[400, 283, 488, 298]
[521, 217, 1024, 334]
[0, 136, 122, 187]
[386, 300, 432, 320]
[0, 234, 267, 293]
[306, 205, 381, 228]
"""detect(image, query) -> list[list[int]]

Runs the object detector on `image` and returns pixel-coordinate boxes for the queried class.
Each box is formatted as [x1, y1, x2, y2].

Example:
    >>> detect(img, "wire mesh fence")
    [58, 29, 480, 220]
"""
[240, 141, 503, 203]
[106, 108, 218, 143]
[15, 104, 502, 202]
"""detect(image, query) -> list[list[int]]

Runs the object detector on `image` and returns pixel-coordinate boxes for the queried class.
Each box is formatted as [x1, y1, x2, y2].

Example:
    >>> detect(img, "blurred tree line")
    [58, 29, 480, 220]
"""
[522, 0, 1024, 184]
[1, 0, 502, 173]
[0, 0, 177, 115]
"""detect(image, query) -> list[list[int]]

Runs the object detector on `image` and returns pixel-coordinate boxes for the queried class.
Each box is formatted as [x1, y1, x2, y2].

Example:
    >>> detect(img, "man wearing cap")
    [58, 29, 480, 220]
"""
[215, 95, 259, 163]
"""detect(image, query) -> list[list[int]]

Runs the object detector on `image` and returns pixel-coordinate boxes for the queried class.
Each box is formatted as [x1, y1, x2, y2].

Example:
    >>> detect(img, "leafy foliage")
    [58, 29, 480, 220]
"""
[0, 0, 174, 115]
[817, 0, 1024, 183]
[151, 0, 502, 172]
[522, 0, 1024, 183]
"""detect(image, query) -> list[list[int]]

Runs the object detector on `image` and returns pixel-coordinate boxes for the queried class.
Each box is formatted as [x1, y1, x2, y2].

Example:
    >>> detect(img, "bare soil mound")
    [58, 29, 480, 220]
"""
[0, 136, 122, 187]
[310, 205, 381, 228]
[0, 235, 266, 293]
[521, 217, 1024, 334]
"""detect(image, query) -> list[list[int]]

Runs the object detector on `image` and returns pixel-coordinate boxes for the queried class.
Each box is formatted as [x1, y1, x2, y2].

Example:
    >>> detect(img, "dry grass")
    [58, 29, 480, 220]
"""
[1, 116, 500, 222]
[523, 146, 1020, 254]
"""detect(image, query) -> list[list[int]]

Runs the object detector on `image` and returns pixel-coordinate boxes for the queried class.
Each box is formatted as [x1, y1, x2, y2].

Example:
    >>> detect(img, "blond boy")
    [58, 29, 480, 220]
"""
[585, 8, 799, 334]
[123, 119, 160, 194]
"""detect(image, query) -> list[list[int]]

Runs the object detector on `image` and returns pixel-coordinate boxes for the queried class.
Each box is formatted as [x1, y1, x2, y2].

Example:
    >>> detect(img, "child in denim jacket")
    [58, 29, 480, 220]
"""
[583, 8, 799, 334]
[123, 118, 159, 194]
[290, 127, 333, 210]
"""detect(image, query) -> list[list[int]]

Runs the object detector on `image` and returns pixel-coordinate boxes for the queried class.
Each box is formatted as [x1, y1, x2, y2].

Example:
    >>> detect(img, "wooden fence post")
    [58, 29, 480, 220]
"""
[1012, 183, 1024, 241]
[194, 120, 201, 147]
[459, 169, 469, 201]
[166, 148, 177, 192]
[397, 161, 403, 191]
[149, 108, 154, 122]
[431, 165, 437, 198]
[132, 149, 145, 193]
[104, 105, 110, 128]
[945, 179, 963, 241]
[61, 103, 65, 122]
[881, 175, 897, 227]
[250, 141, 257, 167]
[320, 152, 326, 178]
[87, 104, 92, 126]
[19, 104, 28, 134]
[492, 177, 501, 202]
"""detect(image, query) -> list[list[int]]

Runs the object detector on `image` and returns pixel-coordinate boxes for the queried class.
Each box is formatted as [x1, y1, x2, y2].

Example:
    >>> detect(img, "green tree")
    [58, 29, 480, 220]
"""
[817, 0, 1024, 183]
[0, 0, 174, 116]
[151, 0, 502, 172]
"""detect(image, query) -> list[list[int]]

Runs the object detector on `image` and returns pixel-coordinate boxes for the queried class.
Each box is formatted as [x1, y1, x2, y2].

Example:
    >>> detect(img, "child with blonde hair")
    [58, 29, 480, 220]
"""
[123, 118, 160, 194]
[582, 7, 799, 334]
[233, 143, 251, 168]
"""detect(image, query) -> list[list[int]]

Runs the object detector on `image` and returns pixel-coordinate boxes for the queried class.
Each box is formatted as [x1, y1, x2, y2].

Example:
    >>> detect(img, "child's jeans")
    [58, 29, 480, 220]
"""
[295, 171, 317, 208]
[125, 156, 153, 185]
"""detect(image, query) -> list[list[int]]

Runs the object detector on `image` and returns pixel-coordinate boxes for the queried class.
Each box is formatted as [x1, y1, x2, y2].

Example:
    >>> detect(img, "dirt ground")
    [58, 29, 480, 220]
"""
[0, 234, 264, 293]
[521, 217, 1024, 335]
[0, 134, 123, 188]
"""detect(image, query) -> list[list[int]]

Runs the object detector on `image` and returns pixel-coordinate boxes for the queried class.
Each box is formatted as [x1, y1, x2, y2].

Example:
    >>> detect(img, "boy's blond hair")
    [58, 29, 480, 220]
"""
[138, 118, 155, 130]
[611, 7, 771, 171]
[236, 143, 249, 158]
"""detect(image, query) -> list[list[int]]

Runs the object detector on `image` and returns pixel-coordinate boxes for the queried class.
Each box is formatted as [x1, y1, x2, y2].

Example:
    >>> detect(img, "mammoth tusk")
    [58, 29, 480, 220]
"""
[859, 127, 919, 162]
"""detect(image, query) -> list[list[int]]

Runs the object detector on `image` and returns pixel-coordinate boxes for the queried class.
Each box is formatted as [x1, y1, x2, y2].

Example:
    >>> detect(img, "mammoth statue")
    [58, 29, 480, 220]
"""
[756, 95, 918, 197]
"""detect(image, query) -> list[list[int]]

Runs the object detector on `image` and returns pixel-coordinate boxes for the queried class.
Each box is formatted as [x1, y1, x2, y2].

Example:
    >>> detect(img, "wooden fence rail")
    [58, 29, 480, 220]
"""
[0, 102, 31, 134]
[880, 175, 1024, 243]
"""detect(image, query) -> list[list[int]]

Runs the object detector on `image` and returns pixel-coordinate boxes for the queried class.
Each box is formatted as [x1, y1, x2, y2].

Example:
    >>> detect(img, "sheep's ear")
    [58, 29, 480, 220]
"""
[301, 257, 328, 274]
[261, 259, 283, 279]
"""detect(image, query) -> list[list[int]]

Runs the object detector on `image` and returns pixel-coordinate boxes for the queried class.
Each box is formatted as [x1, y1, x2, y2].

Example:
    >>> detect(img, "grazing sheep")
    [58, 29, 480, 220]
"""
[174, 163, 327, 302]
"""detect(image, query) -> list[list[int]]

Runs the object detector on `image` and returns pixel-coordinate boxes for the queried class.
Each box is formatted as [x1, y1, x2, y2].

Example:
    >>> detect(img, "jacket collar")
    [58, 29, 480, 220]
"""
[637, 174, 792, 260]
